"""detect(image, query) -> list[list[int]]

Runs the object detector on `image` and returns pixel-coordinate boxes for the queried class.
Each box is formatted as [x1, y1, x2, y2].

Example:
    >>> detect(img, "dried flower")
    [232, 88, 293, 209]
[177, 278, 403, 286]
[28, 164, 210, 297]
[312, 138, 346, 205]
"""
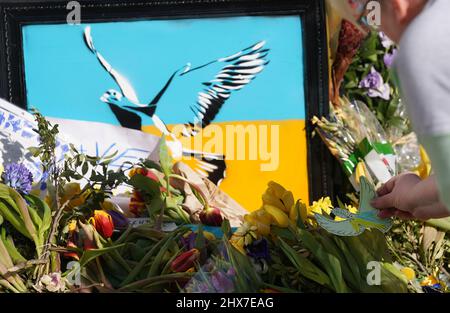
[37, 272, 66, 293]
[1, 163, 33, 194]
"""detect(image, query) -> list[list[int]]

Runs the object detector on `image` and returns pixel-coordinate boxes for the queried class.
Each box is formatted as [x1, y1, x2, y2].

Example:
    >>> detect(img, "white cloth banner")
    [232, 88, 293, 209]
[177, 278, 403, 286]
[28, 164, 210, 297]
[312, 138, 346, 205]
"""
[0, 98, 160, 182]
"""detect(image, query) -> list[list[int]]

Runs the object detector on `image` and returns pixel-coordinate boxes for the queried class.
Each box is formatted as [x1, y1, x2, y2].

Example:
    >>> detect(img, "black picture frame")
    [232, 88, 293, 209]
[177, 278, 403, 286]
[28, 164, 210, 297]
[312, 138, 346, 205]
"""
[0, 0, 332, 201]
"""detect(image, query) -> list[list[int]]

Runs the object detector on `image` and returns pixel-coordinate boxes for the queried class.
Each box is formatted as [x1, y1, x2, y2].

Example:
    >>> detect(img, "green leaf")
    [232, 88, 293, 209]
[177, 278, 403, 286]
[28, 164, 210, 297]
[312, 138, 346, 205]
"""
[278, 237, 331, 287]
[271, 226, 296, 241]
[0, 231, 26, 264]
[298, 230, 349, 293]
[426, 218, 450, 232]
[221, 219, 232, 239]
[147, 195, 165, 217]
[147, 232, 180, 278]
[159, 137, 173, 178]
[129, 175, 161, 197]
[79, 244, 125, 267]
[223, 237, 262, 292]
[120, 228, 186, 287]
[194, 225, 206, 251]
[25, 194, 52, 242]
[0, 199, 31, 239]
[142, 160, 162, 172]
[333, 237, 363, 290]
[82, 162, 89, 176]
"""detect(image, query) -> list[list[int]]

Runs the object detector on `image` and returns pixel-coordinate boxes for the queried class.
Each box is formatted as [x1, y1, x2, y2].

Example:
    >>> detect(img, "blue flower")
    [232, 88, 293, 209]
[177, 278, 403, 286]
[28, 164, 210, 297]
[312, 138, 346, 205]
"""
[1, 163, 33, 194]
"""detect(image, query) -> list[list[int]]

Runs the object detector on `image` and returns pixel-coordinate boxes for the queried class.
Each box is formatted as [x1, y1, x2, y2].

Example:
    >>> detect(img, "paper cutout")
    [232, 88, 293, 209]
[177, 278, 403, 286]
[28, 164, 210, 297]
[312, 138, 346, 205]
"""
[315, 176, 393, 236]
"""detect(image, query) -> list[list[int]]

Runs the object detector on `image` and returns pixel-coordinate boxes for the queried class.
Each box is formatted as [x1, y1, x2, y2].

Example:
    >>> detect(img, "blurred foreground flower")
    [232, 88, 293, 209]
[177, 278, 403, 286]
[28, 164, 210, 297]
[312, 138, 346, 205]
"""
[383, 49, 397, 68]
[1, 163, 33, 194]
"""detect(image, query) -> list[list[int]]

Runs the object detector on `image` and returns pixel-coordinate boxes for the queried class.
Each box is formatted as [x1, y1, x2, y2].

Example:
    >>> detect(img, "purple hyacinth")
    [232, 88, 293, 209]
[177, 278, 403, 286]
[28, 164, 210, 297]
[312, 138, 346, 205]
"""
[359, 67, 391, 100]
[1, 163, 33, 194]
[383, 49, 398, 68]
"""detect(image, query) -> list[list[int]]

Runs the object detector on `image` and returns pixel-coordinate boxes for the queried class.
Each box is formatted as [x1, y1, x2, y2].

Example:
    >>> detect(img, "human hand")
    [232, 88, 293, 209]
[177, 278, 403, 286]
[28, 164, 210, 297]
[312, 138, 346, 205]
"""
[371, 173, 421, 219]
[371, 173, 450, 220]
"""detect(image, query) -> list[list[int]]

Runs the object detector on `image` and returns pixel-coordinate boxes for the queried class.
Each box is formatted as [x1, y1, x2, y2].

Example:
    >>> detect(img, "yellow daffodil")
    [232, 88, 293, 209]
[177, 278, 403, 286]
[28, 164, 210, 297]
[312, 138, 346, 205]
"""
[310, 197, 333, 215]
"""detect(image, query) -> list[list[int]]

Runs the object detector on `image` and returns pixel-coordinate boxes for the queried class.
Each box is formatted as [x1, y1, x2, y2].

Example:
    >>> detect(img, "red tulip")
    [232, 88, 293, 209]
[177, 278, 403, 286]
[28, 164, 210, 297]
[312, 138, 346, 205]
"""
[171, 249, 200, 273]
[199, 207, 223, 227]
[89, 210, 114, 238]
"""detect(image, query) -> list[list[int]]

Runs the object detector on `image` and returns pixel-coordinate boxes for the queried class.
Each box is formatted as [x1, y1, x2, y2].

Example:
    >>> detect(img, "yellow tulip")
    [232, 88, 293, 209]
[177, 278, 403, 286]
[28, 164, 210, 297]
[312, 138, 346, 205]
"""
[400, 267, 416, 281]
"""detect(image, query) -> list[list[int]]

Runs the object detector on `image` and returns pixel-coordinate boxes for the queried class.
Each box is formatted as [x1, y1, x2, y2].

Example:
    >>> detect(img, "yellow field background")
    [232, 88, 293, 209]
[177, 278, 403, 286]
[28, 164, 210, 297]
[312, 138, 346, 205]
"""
[143, 120, 309, 211]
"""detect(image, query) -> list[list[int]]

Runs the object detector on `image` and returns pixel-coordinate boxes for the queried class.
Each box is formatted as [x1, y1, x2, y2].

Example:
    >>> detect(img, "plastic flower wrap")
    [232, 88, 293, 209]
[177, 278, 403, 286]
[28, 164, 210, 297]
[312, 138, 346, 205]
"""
[313, 98, 396, 190]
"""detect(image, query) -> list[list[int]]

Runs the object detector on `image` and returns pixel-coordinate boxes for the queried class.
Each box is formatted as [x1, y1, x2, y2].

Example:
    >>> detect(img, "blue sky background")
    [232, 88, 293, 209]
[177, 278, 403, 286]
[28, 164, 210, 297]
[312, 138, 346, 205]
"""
[22, 16, 305, 126]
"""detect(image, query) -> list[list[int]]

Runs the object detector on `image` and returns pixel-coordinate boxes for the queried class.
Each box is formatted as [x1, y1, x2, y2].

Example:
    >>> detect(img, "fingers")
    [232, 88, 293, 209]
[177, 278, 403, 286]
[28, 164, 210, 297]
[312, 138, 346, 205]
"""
[376, 178, 396, 197]
[377, 208, 396, 219]
[394, 210, 414, 220]
[371, 192, 396, 210]
[378, 208, 413, 220]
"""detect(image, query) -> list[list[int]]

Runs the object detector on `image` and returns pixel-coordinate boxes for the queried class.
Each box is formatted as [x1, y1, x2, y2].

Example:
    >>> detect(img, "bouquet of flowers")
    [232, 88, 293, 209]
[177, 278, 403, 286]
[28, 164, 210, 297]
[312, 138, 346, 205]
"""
[313, 98, 396, 190]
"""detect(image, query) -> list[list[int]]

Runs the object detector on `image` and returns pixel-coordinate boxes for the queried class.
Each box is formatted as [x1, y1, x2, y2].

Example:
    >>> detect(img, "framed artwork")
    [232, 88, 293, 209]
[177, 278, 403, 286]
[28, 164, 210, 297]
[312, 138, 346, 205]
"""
[0, 0, 331, 211]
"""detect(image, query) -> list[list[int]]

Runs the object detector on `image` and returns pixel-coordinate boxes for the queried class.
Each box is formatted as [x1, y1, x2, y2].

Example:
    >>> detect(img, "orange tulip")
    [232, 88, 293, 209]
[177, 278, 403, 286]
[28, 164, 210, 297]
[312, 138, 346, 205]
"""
[89, 210, 114, 239]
